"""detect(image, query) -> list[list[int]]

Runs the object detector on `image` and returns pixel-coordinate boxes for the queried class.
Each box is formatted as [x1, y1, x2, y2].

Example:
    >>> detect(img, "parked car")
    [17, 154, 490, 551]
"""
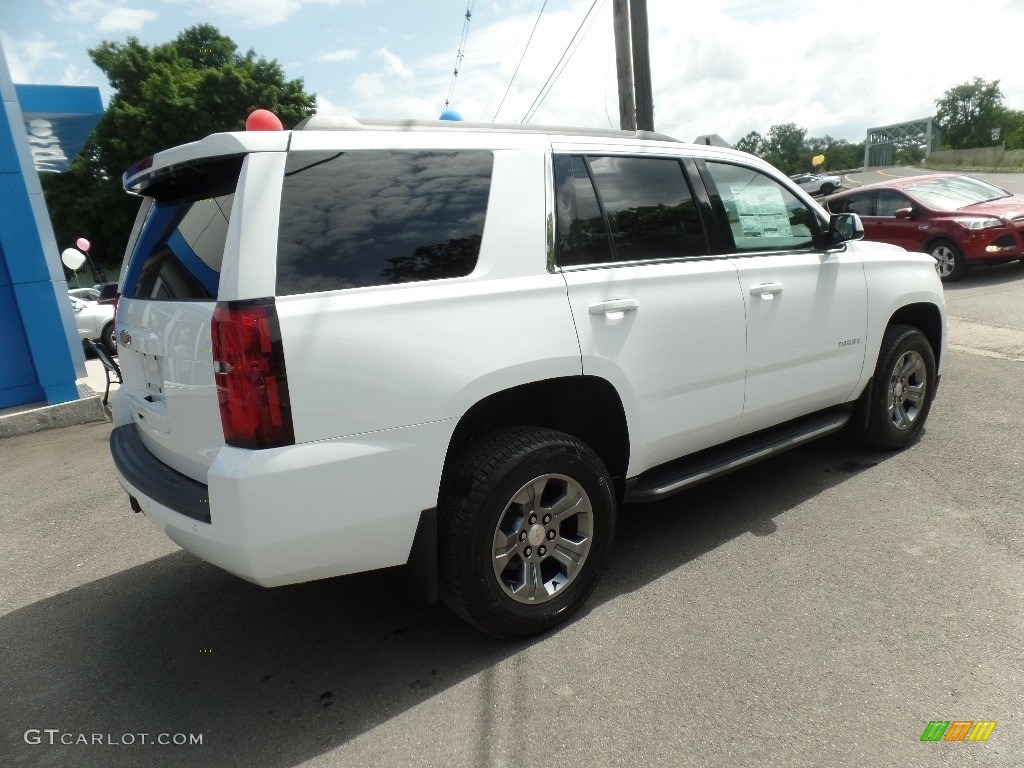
[69, 286, 100, 301]
[790, 172, 842, 196]
[823, 173, 1024, 281]
[70, 296, 116, 355]
[107, 114, 946, 638]
[95, 281, 119, 305]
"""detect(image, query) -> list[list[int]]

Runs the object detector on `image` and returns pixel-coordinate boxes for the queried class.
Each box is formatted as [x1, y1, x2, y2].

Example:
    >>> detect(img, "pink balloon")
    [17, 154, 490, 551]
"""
[245, 109, 283, 131]
[76, 237, 90, 252]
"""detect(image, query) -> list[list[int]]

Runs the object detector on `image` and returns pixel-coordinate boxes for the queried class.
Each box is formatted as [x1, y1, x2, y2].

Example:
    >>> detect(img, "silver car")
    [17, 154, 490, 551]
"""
[70, 296, 116, 355]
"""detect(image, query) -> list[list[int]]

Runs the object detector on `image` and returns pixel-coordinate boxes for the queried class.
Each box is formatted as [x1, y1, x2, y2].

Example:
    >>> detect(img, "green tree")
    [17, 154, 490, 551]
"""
[934, 77, 1005, 150]
[1002, 109, 1024, 151]
[43, 24, 317, 275]
[761, 123, 807, 174]
[734, 130, 765, 156]
[805, 135, 865, 172]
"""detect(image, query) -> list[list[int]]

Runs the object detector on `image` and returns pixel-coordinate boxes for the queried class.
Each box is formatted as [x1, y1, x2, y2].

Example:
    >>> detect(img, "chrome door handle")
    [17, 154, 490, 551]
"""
[588, 299, 640, 316]
[750, 283, 783, 300]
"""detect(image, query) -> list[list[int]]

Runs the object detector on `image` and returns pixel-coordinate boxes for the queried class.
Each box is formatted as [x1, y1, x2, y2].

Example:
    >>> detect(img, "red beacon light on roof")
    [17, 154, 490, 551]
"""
[246, 109, 283, 131]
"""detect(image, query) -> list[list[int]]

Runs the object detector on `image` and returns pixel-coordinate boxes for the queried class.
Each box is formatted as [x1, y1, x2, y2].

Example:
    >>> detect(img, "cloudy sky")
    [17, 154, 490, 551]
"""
[3, 0, 1024, 145]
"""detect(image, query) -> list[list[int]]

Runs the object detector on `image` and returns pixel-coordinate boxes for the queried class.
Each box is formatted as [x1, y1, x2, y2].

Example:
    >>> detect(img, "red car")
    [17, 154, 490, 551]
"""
[823, 174, 1024, 281]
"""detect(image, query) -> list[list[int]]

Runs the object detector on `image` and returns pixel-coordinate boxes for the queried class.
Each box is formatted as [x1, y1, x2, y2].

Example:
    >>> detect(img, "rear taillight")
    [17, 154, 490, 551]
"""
[211, 299, 295, 449]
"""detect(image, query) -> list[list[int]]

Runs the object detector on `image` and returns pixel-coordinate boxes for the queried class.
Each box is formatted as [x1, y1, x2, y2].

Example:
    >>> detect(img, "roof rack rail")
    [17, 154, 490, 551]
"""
[293, 115, 681, 143]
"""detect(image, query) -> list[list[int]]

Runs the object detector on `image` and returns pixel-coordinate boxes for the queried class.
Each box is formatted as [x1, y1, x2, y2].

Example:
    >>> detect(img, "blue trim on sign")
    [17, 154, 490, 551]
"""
[0, 68, 92, 408]
[14, 84, 103, 115]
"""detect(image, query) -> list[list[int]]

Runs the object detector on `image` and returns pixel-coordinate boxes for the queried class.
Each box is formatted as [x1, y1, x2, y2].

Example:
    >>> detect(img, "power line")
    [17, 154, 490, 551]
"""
[444, 1, 476, 111]
[481, 0, 539, 120]
[521, 0, 605, 124]
[491, 0, 549, 122]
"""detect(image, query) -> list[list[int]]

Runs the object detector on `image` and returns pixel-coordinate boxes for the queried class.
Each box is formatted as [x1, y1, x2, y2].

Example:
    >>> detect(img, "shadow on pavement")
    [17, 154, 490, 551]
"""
[0, 432, 891, 767]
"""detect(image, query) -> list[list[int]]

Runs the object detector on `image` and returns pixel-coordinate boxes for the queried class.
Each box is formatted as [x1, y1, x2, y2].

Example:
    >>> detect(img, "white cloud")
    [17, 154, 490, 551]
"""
[61, 63, 93, 86]
[314, 93, 348, 115]
[0, 32, 68, 83]
[167, 0, 302, 27]
[375, 47, 412, 78]
[61, 0, 157, 32]
[352, 72, 385, 100]
[96, 7, 160, 32]
[318, 49, 359, 63]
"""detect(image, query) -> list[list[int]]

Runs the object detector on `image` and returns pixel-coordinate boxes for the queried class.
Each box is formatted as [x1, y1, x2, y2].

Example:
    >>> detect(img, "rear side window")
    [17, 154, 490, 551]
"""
[554, 154, 707, 266]
[832, 192, 873, 216]
[122, 155, 242, 301]
[276, 150, 493, 295]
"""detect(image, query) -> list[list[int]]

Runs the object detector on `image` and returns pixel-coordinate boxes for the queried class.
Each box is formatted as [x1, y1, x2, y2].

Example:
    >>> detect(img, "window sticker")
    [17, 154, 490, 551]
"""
[728, 185, 793, 239]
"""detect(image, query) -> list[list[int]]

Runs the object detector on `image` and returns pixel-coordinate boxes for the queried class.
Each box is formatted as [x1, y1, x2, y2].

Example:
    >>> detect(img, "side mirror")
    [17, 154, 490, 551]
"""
[826, 212, 864, 246]
[894, 207, 914, 219]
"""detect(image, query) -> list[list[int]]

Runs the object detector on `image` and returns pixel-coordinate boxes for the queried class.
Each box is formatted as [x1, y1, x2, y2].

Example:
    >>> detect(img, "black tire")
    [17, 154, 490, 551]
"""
[853, 324, 936, 451]
[101, 322, 117, 356]
[438, 426, 616, 639]
[930, 238, 966, 282]
[820, 182, 836, 195]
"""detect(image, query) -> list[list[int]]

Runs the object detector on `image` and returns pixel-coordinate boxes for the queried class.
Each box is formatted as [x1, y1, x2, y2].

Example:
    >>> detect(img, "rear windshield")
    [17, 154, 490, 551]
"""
[121, 155, 243, 301]
[275, 149, 493, 295]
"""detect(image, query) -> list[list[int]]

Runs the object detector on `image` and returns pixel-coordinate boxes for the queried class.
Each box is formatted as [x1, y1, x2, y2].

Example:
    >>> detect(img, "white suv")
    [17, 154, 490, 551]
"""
[109, 115, 946, 638]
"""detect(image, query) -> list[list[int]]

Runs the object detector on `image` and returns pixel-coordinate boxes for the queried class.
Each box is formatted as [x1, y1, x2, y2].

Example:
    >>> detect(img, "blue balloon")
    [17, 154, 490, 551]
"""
[439, 109, 463, 121]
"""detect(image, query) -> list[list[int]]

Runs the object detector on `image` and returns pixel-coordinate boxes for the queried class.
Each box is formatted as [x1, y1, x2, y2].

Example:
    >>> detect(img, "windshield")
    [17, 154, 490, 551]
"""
[906, 176, 1011, 211]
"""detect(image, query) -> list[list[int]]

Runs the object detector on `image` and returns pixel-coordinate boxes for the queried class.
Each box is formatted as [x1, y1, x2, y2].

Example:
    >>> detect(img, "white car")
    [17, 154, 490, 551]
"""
[790, 172, 843, 196]
[69, 296, 116, 355]
[108, 115, 946, 638]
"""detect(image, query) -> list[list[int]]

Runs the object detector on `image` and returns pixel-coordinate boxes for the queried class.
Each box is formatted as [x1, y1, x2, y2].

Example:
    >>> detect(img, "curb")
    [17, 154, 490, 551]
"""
[0, 384, 108, 439]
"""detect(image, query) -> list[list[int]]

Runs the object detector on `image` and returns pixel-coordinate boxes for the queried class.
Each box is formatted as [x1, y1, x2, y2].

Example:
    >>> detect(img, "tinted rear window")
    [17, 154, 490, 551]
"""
[554, 153, 707, 266]
[122, 155, 242, 301]
[276, 150, 493, 295]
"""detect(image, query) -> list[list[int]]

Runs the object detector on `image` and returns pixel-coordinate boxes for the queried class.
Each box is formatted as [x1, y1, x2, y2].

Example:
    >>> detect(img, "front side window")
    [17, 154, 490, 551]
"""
[276, 150, 493, 295]
[704, 162, 816, 253]
[554, 153, 707, 266]
[875, 190, 913, 217]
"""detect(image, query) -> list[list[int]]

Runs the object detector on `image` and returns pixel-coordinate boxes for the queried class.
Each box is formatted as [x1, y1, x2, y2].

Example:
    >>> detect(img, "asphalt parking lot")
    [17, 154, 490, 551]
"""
[2, 266, 1023, 768]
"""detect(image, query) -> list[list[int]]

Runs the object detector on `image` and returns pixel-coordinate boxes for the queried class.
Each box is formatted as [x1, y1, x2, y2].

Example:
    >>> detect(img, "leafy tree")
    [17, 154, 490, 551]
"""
[804, 135, 864, 171]
[734, 124, 866, 173]
[761, 123, 807, 174]
[43, 24, 317, 275]
[1002, 109, 1024, 151]
[934, 77, 1005, 150]
[734, 130, 766, 156]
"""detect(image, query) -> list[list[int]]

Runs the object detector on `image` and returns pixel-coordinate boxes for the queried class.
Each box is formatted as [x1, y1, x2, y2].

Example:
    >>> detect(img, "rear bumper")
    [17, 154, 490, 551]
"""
[109, 421, 452, 587]
[111, 426, 210, 523]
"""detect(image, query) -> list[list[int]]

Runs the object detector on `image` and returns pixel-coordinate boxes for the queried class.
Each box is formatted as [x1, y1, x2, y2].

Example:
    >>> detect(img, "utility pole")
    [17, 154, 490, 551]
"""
[612, 0, 635, 131]
[613, 0, 654, 132]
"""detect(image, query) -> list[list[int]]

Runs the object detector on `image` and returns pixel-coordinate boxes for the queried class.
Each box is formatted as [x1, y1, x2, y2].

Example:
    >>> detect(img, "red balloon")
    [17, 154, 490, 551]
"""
[246, 109, 284, 131]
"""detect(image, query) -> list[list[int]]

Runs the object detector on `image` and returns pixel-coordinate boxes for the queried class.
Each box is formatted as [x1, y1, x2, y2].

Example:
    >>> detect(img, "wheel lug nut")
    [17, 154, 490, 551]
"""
[519, 531, 527, 541]
[538, 545, 546, 556]
[524, 546, 532, 557]
[529, 515, 537, 525]
[547, 529, 556, 540]
[543, 514, 551, 524]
